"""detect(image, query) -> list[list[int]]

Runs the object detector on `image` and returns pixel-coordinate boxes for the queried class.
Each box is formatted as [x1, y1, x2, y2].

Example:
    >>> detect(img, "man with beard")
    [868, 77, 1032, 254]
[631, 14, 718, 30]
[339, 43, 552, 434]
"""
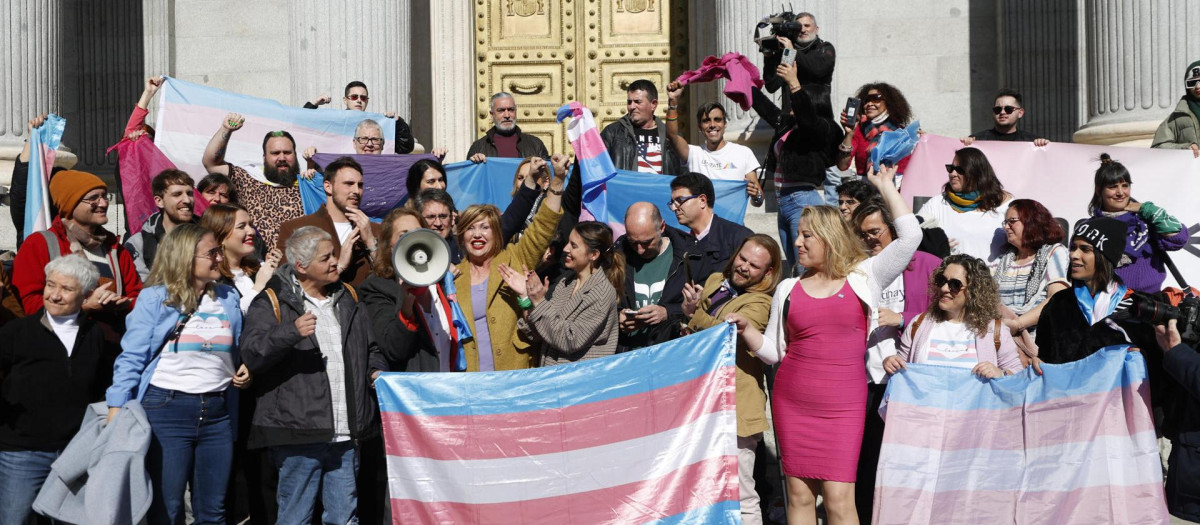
[122, 169, 197, 280]
[684, 234, 783, 525]
[663, 82, 763, 205]
[305, 80, 416, 154]
[202, 113, 305, 248]
[276, 156, 380, 287]
[600, 79, 683, 175]
[467, 92, 549, 162]
[961, 89, 1050, 146]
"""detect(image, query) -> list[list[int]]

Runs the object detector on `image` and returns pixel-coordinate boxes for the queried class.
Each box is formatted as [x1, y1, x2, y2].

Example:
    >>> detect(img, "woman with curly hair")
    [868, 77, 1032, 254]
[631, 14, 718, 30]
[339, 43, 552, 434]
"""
[917, 147, 1013, 261]
[884, 254, 1023, 379]
[991, 199, 1069, 334]
[837, 82, 914, 183]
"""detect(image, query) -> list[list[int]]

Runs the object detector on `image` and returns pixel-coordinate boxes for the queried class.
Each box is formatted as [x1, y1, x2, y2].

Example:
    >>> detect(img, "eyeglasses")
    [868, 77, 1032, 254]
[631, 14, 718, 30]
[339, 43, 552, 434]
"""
[1188, 79, 1200, 89]
[944, 164, 963, 174]
[667, 195, 700, 209]
[627, 237, 658, 249]
[78, 193, 111, 207]
[354, 136, 384, 145]
[195, 247, 224, 261]
[864, 93, 885, 103]
[934, 275, 964, 294]
[993, 105, 1020, 115]
[858, 228, 887, 241]
[423, 213, 451, 223]
[346, 94, 369, 102]
[1001, 217, 1022, 228]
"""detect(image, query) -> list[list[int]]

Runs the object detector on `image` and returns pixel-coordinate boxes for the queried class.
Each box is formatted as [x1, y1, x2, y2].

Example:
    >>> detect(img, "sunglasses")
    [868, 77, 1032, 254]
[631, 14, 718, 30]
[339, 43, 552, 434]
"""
[1188, 79, 1200, 89]
[944, 164, 963, 174]
[864, 93, 885, 103]
[993, 105, 1020, 115]
[346, 94, 369, 102]
[934, 275, 964, 294]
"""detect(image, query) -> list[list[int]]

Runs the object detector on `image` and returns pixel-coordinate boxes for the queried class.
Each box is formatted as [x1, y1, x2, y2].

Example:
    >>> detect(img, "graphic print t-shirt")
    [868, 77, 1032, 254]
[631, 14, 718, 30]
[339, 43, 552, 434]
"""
[150, 294, 235, 393]
[921, 321, 978, 369]
[636, 127, 664, 174]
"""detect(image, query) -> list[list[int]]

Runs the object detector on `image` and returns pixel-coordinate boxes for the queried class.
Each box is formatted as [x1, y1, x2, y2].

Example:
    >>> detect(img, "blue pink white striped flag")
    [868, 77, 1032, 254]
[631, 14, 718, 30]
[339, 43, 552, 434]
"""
[375, 323, 741, 524]
[24, 114, 66, 239]
[153, 76, 395, 181]
[875, 346, 1168, 524]
[556, 102, 617, 224]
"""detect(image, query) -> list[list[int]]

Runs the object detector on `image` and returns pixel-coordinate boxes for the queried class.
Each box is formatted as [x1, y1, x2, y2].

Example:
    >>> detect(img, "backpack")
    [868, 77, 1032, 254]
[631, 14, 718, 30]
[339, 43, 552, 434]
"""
[40, 230, 125, 297]
[262, 283, 358, 323]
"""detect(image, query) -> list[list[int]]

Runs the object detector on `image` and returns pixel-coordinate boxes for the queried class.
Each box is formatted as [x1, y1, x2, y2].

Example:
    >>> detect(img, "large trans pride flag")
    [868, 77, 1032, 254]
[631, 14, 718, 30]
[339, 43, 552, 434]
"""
[375, 323, 741, 524]
[153, 76, 395, 180]
[24, 114, 66, 239]
[875, 346, 1168, 524]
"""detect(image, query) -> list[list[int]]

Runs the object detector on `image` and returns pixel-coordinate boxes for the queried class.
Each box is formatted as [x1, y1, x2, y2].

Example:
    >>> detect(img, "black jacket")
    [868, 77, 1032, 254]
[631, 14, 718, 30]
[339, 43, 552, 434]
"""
[240, 266, 388, 448]
[0, 310, 115, 451]
[466, 126, 550, 159]
[751, 86, 842, 190]
[122, 211, 199, 281]
[615, 234, 691, 352]
[666, 215, 753, 287]
[599, 115, 683, 175]
[1164, 342, 1200, 521]
[358, 275, 438, 372]
[763, 37, 836, 119]
[301, 102, 415, 154]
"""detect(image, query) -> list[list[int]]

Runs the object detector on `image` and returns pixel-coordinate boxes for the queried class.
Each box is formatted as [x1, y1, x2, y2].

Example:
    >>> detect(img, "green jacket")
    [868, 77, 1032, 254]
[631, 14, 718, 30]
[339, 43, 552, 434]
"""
[1152, 98, 1200, 149]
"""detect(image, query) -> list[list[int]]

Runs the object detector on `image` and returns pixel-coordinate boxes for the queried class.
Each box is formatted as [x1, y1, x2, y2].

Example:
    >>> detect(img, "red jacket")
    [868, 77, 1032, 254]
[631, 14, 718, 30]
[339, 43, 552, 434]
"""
[11, 217, 143, 315]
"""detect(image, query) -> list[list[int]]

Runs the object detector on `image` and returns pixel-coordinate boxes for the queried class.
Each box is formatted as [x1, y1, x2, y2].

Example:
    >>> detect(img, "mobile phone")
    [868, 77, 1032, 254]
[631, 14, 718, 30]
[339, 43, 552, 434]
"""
[780, 48, 796, 67]
[844, 97, 862, 123]
[623, 308, 640, 316]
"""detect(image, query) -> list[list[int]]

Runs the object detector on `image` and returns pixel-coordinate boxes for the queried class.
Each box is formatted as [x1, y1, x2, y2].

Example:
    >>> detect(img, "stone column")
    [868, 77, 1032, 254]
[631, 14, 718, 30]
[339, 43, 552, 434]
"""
[1074, 0, 1200, 146]
[424, 1, 475, 162]
[0, 0, 75, 188]
[289, 0, 416, 148]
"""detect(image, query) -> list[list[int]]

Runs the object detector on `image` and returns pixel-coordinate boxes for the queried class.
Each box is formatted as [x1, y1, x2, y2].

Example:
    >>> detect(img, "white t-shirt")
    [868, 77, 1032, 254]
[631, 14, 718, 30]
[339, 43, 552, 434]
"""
[866, 276, 905, 384]
[333, 221, 354, 244]
[687, 142, 761, 182]
[917, 195, 1011, 263]
[921, 321, 979, 369]
[230, 268, 259, 313]
[151, 294, 235, 393]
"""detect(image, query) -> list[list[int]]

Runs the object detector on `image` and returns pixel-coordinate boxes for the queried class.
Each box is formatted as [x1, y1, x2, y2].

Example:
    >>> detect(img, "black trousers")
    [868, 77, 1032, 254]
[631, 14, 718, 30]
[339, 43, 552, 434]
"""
[856, 382, 887, 524]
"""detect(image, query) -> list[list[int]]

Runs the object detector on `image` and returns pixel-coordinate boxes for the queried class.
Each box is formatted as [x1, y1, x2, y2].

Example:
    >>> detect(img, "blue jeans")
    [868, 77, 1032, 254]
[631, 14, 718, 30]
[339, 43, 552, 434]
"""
[271, 441, 360, 525]
[776, 188, 825, 273]
[0, 450, 59, 524]
[823, 165, 844, 208]
[142, 385, 233, 525]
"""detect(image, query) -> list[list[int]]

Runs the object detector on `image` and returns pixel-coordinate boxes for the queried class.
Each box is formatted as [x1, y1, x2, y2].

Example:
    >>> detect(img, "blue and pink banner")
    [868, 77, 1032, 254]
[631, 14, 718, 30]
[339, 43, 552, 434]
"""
[557, 102, 617, 223]
[24, 114, 66, 239]
[875, 346, 1168, 524]
[108, 130, 179, 235]
[376, 323, 740, 524]
[153, 76, 396, 181]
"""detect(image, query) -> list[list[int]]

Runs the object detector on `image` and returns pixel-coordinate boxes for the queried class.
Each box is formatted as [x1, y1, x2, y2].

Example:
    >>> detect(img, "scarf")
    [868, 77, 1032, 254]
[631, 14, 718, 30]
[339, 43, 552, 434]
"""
[993, 244, 1058, 311]
[65, 220, 106, 251]
[1186, 95, 1200, 125]
[947, 191, 981, 212]
[1074, 280, 1127, 326]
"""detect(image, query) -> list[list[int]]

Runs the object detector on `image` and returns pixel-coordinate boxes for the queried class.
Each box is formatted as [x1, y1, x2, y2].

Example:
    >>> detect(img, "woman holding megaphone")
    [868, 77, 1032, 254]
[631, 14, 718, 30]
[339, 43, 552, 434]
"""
[452, 154, 570, 371]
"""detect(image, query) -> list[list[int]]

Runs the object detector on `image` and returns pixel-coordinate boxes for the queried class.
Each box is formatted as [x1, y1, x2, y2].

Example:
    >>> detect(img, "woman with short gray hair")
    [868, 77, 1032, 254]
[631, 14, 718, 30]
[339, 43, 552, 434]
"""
[0, 254, 115, 524]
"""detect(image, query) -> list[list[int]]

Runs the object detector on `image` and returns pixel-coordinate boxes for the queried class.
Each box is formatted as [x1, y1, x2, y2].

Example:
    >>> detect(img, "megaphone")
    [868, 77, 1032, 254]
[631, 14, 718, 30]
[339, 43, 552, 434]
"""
[392, 228, 452, 287]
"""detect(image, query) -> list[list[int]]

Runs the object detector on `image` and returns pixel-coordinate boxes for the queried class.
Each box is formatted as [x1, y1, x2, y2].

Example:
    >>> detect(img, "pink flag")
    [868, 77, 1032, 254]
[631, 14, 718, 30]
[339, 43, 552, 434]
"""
[107, 136, 177, 235]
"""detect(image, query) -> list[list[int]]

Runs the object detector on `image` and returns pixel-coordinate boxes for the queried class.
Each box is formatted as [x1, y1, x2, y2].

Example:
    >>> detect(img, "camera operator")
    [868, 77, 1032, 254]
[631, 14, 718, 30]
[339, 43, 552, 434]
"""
[760, 12, 835, 118]
[1157, 318, 1200, 522]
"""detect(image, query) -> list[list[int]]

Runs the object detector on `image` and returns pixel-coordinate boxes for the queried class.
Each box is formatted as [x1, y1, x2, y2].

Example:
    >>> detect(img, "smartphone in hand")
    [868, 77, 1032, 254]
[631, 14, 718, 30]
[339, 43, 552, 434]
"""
[844, 97, 862, 123]
[781, 48, 796, 67]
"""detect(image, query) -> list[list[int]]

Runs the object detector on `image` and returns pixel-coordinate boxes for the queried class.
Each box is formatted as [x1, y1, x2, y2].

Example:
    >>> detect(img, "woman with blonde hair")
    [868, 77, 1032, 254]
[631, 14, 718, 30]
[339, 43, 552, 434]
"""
[453, 154, 569, 371]
[502, 221, 623, 366]
[105, 223, 250, 524]
[731, 164, 919, 525]
[884, 254, 1023, 379]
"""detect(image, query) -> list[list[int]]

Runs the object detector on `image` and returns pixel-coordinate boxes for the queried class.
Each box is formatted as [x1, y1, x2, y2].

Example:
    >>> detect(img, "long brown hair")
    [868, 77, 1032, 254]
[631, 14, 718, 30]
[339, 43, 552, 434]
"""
[373, 207, 428, 279]
[946, 148, 1007, 212]
[925, 254, 1001, 336]
[198, 203, 260, 280]
[573, 221, 626, 301]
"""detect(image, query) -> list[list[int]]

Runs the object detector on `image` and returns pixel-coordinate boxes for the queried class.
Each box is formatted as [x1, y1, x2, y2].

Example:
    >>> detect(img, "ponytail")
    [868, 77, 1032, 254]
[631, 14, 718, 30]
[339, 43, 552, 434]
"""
[573, 221, 626, 302]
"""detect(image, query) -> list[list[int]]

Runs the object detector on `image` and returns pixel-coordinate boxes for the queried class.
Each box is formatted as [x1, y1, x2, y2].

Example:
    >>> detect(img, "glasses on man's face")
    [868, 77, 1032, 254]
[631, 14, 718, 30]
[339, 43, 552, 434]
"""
[993, 105, 1019, 115]
[354, 136, 384, 145]
[423, 213, 451, 223]
[667, 195, 700, 210]
[934, 275, 964, 294]
[195, 247, 224, 261]
[79, 193, 111, 207]
[1001, 217, 1021, 228]
[858, 228, 886, 241]
[346, 94, 369, 102]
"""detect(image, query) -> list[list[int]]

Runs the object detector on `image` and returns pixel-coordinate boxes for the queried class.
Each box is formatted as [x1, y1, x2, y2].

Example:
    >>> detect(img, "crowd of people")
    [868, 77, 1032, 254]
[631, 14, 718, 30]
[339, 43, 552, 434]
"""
[2, 11, 1200, 525]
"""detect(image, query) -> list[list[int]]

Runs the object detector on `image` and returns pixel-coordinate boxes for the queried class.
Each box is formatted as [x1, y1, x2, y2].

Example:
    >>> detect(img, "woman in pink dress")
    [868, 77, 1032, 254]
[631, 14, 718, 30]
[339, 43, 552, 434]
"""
[729, 164, 919, 524]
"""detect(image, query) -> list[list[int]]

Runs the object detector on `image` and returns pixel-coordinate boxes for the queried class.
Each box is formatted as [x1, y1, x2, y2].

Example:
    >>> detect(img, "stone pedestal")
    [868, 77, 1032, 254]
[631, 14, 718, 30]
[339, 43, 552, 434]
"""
[1074, 0, 1200, 146]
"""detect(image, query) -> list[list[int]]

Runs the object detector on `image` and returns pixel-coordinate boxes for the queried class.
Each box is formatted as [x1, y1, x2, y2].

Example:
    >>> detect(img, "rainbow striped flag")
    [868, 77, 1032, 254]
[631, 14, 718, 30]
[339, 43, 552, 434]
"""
[153, 76, 395, 180]
[875, 346, 1168, 524]
[556, 102, 617, 224]
[376, 323, 741, 524]
[24, 114, 66, 239]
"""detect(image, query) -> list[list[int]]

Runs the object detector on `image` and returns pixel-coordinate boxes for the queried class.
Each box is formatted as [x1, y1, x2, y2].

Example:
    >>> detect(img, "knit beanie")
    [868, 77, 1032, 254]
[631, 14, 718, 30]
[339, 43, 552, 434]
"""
[49, 170, 107, 218]
[1072, 216, 1125, 268]
[1186, 59, 1200, 83]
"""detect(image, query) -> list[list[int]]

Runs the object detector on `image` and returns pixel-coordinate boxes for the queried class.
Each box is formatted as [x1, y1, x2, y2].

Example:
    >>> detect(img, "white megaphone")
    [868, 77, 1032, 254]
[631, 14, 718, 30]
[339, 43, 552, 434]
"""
[392, 228, 452, 287]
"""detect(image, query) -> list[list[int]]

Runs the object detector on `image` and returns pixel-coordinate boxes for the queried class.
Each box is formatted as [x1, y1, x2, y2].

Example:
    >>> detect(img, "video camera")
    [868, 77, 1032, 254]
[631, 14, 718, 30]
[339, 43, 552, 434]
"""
[1121, 253, 1200, 346]
[754, 9, 804, 58]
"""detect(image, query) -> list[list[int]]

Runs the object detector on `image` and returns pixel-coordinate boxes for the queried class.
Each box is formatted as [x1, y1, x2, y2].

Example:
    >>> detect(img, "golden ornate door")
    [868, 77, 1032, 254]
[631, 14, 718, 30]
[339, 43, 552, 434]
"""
[474, 0, 689, 156]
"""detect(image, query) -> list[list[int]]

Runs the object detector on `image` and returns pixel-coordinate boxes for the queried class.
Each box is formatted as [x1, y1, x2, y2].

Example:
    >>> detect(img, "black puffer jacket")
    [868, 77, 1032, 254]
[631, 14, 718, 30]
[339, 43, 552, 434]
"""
[240, 265, 387, 449]
[599, 114, 683, 175]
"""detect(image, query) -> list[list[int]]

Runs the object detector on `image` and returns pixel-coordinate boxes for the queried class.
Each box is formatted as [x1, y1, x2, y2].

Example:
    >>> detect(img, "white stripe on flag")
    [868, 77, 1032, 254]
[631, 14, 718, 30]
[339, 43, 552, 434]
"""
[879, 432, 1162, 493]
[386, 408, 736, 505]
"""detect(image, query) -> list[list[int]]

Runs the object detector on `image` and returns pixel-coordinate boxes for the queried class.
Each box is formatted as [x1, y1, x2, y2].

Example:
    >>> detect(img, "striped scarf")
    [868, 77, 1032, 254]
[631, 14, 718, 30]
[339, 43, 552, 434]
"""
[947, 191, 981, 212]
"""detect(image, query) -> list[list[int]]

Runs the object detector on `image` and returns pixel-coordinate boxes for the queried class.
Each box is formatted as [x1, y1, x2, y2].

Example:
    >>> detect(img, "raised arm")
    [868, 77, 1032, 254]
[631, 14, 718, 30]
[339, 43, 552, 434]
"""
[664, 82, 691, 163]
[201, 113, 245, 176]
[866, 164, 920, 286]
